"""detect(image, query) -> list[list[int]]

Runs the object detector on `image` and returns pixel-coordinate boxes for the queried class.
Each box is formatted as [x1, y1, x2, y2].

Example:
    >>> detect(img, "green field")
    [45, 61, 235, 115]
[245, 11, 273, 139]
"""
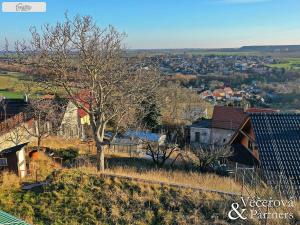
[268, 58, 300, 70]
[0, 71, 47, 99]
[0, 71, 26, 99]
[0, 90, 23, 99]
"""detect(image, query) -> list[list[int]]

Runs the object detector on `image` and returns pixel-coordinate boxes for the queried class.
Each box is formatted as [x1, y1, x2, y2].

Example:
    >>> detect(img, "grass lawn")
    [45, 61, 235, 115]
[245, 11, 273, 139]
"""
[0, 72, 25, 99]
[0, 90, 23, 99]
[0, 71, 46, 98]
[268, 58, 300, 70]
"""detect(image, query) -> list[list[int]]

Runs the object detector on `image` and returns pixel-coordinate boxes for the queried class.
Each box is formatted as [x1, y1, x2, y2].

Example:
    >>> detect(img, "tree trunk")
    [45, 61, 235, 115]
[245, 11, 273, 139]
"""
[96, 143, 105, 171]
[37, 136, 41, 151]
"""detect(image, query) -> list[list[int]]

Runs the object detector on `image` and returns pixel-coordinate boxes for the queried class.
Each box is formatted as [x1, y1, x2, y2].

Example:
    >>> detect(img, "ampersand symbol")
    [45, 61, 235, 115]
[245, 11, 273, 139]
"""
[228, 203, 247, 220]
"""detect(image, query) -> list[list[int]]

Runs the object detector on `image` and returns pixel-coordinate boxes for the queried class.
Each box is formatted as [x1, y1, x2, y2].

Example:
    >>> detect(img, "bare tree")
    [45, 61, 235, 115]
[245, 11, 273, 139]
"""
[146, 142, 179, 168]
[5, 126, 28, 146]
[3, 38, 10, 62]
[189, 144, 232, 172]
[21, 14, 159, 171]
[24, 97, 62, 151]
[0, 98, 7, 121]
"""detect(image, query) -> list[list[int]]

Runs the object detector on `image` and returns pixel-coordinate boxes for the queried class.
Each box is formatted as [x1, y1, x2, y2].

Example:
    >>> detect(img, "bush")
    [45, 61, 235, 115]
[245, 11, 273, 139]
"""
[57, 147, 79, 163]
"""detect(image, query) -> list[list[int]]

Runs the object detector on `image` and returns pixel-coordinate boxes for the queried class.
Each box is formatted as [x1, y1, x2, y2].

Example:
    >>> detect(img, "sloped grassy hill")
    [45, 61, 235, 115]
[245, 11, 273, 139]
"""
[0, 170, 255, 225]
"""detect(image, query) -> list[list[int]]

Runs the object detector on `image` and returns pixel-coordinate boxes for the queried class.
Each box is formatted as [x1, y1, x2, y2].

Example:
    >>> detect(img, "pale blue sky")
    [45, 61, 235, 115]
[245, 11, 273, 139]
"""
[0, 0, 300, 49]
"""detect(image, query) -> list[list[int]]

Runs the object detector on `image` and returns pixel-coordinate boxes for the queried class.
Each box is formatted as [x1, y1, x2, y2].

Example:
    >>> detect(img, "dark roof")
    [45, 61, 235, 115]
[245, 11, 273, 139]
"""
[250, 113, 300, 198]
[0, 99, 28, 122]
[0, 142, 29, 155]
[212, 106, 247, 130]
[246, 108, 279, 113]
[190, 119, 212, 128]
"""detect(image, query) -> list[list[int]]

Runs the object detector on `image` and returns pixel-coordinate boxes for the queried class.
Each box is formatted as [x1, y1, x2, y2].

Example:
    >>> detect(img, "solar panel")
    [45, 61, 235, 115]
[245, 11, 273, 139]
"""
[251, 113, 300, 198]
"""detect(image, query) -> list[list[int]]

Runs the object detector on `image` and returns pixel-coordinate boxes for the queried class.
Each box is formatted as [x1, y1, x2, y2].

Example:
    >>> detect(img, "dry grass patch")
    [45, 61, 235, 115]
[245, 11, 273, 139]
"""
[75, 165, 242, 195]
[29, 136, 96, 155]
[0, 171, 20, 190]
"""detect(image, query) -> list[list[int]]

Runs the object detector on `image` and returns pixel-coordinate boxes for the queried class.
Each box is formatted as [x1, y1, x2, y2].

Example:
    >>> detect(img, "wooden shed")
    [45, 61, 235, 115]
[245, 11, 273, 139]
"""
[0, 142, 28, 178]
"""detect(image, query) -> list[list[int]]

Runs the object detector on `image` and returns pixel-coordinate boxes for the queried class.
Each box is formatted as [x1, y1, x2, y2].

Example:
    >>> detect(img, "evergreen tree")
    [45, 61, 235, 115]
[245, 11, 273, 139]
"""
[140, 96, 161, 131]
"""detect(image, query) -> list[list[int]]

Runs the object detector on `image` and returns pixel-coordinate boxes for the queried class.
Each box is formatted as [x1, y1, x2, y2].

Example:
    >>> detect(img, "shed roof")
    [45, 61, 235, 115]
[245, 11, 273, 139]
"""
[0, 143, 29, 155]
[0, 210, 30, 225]
[124, 130, 163, 142]
[190, 119, 212, 128]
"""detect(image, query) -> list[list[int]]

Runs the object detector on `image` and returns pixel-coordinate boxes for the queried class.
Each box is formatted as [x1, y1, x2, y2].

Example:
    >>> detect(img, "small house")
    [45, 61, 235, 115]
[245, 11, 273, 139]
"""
[212, 89, 226, 101]
[60, 101, 91, 140]
[224, 87, 233, 98]
[189, 106, 277, 146]
[230, 113, 300, 198]
[190, 119, 212, 145]
[0, 142, 28, 178]
[210, 106, 247, 145]
[123, 130, 166, 145]
[111, 130, 166, 153]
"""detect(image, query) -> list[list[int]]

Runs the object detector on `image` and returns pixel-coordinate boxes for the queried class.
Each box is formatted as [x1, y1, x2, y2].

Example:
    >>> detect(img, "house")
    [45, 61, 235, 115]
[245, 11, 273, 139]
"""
[190, 106, 278, 146]
[0, 113, 34, 149]
[230, 93, 243, 101]
[0, 142, 28, 178]
[111, 130, 166, 152]
[212, 89, 226, 100]
[224, 87, 233, 98]
[60, 101, 91, 140]
[200, 90, 212, 99]
[210, 106, 247, 145]
[230, 113, 300, 198]
[123, 130, 166, 145]
[190, 119, 212, 145]
[190, 106, 246, 146]
[59, 91, 94, 140]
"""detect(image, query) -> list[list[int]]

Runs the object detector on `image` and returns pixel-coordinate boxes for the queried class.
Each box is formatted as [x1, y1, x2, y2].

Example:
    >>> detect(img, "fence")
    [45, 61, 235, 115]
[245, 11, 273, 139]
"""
[110, 143, 146, 157]
[228, 162, 298, 200]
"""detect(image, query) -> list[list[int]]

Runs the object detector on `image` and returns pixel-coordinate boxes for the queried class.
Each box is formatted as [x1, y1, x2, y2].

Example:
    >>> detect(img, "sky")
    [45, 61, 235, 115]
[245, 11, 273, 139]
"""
[0, 0, 300, 49]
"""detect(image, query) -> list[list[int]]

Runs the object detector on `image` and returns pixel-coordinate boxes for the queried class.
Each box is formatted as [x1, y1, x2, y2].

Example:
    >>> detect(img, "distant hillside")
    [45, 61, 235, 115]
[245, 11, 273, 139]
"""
[239, 45, 300, 53]
[128, 45, 300, 55]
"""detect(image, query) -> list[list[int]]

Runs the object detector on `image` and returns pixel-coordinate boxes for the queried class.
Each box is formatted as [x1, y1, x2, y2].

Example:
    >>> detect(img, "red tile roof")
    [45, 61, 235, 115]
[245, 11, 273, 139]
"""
[77, 108, 88, 118]
[74, 90, 92, 119]
[212, 106, 247, 130]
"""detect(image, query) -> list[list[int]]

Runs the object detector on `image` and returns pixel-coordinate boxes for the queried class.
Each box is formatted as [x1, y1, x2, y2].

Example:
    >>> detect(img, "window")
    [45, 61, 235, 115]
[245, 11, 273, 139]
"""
[0, 158, 8, 167]
[195, 132, 200, 142]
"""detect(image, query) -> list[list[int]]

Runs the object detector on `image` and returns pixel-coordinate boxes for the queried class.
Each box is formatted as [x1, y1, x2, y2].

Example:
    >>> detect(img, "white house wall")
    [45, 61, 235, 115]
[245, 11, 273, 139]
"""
[0, 123, 33, 149]
[190, 127, 211, 145]
[60, 101, 81, 138]
[16, 148, 26, 178]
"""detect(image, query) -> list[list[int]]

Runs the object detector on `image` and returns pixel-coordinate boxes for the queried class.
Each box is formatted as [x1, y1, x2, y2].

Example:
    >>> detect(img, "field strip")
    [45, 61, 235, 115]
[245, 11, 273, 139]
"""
[101, 172, 245, 197]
